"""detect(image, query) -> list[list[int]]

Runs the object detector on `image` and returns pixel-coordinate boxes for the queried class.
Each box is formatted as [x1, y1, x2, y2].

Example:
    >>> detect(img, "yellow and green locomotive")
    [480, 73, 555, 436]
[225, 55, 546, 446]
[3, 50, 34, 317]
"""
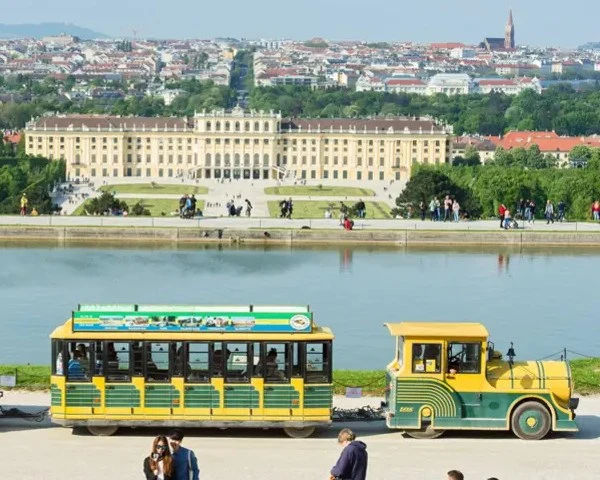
[383, 322, 579, 440]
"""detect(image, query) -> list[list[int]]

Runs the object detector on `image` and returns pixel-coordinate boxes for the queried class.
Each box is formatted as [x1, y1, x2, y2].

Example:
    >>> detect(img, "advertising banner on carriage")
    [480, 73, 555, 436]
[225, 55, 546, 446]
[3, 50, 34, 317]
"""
[72, 306, 313, 333]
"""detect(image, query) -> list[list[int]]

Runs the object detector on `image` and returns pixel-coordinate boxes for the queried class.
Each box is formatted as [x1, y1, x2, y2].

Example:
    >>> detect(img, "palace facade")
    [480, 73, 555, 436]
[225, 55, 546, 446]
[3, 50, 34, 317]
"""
[25, 108, 453, 181]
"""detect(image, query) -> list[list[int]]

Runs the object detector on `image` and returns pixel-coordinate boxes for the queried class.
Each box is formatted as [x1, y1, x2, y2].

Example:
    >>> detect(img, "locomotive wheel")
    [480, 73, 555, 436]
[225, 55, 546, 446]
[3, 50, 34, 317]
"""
[283, 426, 316, 438]
[404, 424, 445, 439]
[86, 425, 119, 436]
[511, 401, 551, 440]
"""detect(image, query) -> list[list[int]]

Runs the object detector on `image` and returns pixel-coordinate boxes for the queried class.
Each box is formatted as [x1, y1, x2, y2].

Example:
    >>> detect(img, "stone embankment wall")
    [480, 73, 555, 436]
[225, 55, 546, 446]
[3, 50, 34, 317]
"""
[1, 226, 600, 246]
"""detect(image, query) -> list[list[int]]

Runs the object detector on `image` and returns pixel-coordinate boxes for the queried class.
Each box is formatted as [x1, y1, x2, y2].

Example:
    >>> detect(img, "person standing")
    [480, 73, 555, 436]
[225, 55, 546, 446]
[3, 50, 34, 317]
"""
[244, 198, 252, 217]
[178, 195, 187, 217]
[287, 197, 293, 219]
[503, 208, 511, 229]
[435, 197, 441, 221]
[168, 430, 199, 480]
[518, 198, 525, 219]
[452, 200, 460, 222]
[144, 436, 173, 480]
[443, 195, 451, 222]
[524, 199, 531, 222]
[529, 199, 536, 223]
[20, 193, 28, 216]
[498, 203, 506, 229]
[429, 198, 436, 221]
[190, 195, 197, 216]
[330, 428, 367, 480]
[545, 200, 554, 224]
[356, 199, 366, 219]
[557, 200, 566, 222]
[419, 201, 426, 221]
[592, 200, 600, 221]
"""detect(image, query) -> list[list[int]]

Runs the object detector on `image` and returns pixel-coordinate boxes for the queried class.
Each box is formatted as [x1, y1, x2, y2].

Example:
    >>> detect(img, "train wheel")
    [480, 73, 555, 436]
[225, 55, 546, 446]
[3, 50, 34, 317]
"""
[86, 425, 119, 436]
[511, 401, 551, 440]
[404, 424, 445, 439]
[283, 426, 315, 438]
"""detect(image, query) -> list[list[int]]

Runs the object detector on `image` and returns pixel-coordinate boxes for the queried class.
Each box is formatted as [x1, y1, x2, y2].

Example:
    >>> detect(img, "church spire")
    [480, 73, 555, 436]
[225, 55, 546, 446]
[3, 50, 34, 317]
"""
[505, 9, 515, 49]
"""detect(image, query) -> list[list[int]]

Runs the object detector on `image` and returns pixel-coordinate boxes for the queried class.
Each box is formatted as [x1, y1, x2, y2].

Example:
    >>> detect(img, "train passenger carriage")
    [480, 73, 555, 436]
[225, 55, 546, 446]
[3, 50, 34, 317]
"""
[49, 304, 333, 437]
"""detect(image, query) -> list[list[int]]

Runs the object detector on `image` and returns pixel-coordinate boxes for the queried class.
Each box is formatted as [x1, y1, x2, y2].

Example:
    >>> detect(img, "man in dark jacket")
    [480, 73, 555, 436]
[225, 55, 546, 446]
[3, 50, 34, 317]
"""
[330, 428, 368, 480]
[168, 429, 199, 480]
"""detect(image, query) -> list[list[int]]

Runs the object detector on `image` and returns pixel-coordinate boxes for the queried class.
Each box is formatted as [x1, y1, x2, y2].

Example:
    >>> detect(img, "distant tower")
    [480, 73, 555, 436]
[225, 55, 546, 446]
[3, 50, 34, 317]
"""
[505, 9, 515, 49]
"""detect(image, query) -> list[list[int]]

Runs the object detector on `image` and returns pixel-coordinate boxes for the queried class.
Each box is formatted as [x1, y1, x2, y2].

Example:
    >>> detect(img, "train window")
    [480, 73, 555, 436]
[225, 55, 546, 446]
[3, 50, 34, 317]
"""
[211, 342, 226, 377]
[67, 341, 93, 382]
[131, 341, 144, 376]
[225, 343, 249, 383]
[305, 342, 331, 383]
[448, 342, 481, 374]
[52, 340, 64, 375]
[251, 342, 261, 377]
[412, 343, 441, 373]
[172, 342, 184, 377]
[93, 341, 103, 375]
[187, 343, 210, 383]
[105, 342, 131, 382]
[292, 343, 302, 377]
[146, 342, 170, 382]
[263, 343, 290, 383]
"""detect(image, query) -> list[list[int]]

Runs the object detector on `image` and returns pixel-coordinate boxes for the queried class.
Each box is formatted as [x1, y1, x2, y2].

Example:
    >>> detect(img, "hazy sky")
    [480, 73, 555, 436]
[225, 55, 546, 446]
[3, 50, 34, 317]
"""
[2, 0, 597, 47]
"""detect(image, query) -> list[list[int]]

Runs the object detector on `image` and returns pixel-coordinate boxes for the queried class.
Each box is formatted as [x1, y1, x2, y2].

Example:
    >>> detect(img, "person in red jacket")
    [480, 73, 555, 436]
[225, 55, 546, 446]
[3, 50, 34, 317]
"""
[343, 217, 354, 231]
[498, 203, 507, 229]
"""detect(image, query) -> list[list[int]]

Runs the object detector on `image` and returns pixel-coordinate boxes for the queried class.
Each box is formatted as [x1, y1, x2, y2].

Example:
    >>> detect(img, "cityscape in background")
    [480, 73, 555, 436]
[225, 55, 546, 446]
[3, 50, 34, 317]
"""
[1, 9, 600, 184]
[2, 10, 600, 98]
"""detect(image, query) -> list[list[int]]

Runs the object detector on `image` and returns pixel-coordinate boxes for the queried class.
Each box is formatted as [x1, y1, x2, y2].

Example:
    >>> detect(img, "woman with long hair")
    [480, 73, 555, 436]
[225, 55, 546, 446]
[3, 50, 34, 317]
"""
[143, 436, 173, 480]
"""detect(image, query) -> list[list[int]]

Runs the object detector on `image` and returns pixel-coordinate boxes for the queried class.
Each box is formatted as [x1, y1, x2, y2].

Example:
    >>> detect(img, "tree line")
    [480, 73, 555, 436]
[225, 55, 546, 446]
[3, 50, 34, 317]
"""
[0, 76, 236, 129]
[4, 73, 600, 136]
[398, 149, 600, 221]
[0, 138, 65, 214]
[248, 84, 600, 136]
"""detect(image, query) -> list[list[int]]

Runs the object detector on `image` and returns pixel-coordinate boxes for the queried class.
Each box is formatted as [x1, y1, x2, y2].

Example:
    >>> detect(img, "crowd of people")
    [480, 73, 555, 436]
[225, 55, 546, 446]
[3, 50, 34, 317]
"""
[178, 194, 200, 219]
[420, 195, 462, 222]
[498, 198, 569, 228]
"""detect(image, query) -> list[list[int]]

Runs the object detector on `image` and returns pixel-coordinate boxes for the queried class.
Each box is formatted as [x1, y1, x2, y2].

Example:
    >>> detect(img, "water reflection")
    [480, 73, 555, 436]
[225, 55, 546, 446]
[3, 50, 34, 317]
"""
[0, 241, 599, 369]
[340, 248, 353, 272]
[497, 254, 510, 274]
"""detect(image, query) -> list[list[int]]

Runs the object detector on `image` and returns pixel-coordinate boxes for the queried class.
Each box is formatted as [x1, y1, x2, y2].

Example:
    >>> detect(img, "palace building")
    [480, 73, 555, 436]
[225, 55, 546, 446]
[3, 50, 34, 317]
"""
[24, 108, 453, 182]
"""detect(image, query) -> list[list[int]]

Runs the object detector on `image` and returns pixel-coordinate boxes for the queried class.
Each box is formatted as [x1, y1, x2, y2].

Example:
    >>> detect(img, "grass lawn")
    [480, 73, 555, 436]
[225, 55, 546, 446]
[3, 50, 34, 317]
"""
[0, 365, 50, 390]
[265, 185, 375, 197]
[267, 200, 392, 219]
[99, 183, 208, 195]
[73, 198, 204, 217]
[570, 358, 600, 395]
[334, 370, 386, 396]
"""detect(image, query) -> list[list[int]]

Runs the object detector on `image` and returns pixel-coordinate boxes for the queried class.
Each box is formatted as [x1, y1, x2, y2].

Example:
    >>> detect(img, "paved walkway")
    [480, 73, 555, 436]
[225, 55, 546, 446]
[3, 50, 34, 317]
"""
[4, 391, 600, 480]
[2, 215, 600, 231]
[50, 182, 95, 215]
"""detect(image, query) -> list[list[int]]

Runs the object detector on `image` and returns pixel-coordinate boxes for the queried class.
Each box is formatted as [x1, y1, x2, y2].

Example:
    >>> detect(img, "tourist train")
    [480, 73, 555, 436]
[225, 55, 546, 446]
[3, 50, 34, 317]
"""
[49, 304, 578, 440]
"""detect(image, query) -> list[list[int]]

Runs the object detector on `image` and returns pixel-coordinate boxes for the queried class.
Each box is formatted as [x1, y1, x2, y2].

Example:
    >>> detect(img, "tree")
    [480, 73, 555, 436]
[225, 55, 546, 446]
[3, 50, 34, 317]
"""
[85, 192, 128, 215]
[130, 201, 150, 216]
[453, 146, 481, 166]
[569, 145, 593, 167]
[397, 168, 482, 217]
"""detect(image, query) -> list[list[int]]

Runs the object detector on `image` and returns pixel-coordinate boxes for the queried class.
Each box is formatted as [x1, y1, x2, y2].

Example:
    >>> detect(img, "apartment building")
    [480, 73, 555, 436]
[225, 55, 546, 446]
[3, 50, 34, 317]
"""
[25, 108, 453, 182]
